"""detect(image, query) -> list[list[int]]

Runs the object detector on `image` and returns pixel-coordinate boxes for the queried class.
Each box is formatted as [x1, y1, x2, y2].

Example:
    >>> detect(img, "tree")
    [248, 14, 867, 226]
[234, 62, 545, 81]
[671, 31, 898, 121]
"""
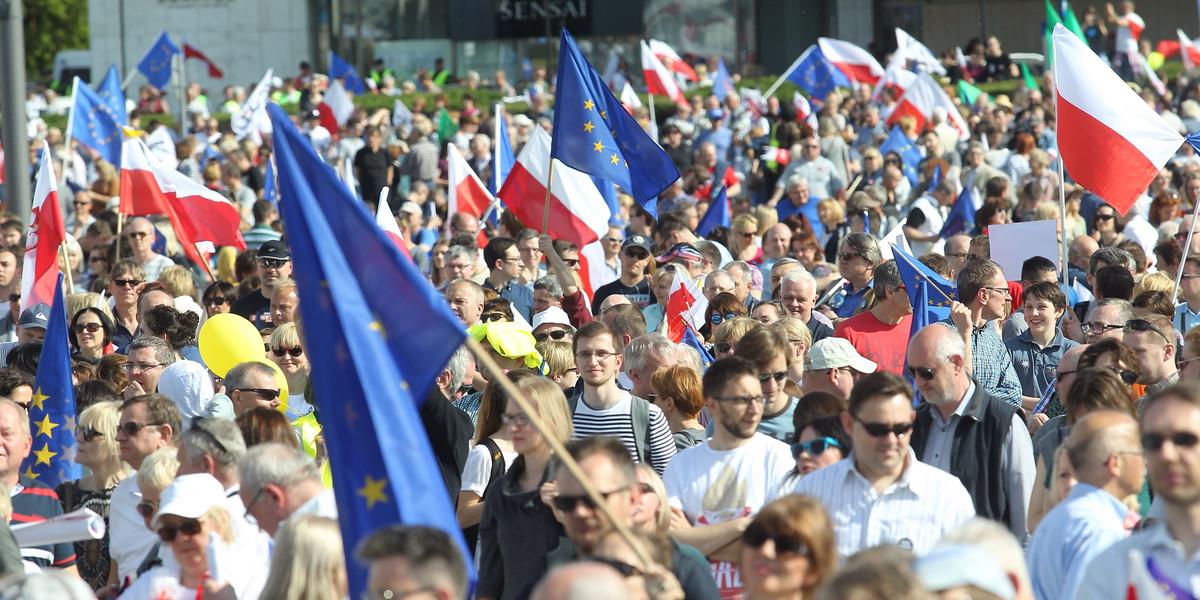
[24, 0, 89, 82]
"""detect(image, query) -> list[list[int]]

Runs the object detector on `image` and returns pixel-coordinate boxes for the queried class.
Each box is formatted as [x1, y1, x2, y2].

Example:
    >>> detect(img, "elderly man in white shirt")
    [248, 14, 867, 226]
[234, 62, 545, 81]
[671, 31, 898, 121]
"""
[793, 371, 975, 559]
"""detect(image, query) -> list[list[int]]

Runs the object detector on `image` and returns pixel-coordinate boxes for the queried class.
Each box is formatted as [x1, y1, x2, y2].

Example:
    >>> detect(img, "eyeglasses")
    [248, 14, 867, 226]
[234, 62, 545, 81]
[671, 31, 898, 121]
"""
[715, 342, 733, 354]
[119, 421, 165, 437]
[552, 486, 630, 512]
[73, 200, 90, 207]
[738, 231, 756, 238]
[89, 256, 106, 263]
[838, 252, 861, 261]
[623, 249, 649, 260]
[852, 414, 912, 438]
[983, 286, 1011, 296]
[257, 258, 289, 269]
[204, 297, 229, 307]
[757, 371, 787, 383]
[562, 259, 580, 268]
[235, 388, 281, 400]
[127, 232, 151, 240]
[1082, 322, 1123, 335]
[501, 413, 530, 428]
[905, 365, 938, 381]
[791, 437, 842, 458]
[593, 558, 644, 578]
[945, 252, 971, 259]
[575, 350, 618, 361]
[124, 362, 165, 373]
[742, 523, 810, 555]
[188, 418, 229, 457]
[712, 394, 766, 407]
[534, 329, 569, 342]
[77, 426, 103, 442]
[710, 313, 737, 325]
[604, 236, 624, 244]
[136, 501, 158, 520]
[271, 345, 304, 358]
[1107, 366, 1139, 385]
[157, 518, 205, 542]
[1142, 432, 1200, 452]
[73, 323, 102, 334]
[1094, 213, 1115, 221]
[1125, 319, 1171, 345]
[243, 486, 266, 525]
[481, 312, 507, 322]
[112, 278, 143, 288]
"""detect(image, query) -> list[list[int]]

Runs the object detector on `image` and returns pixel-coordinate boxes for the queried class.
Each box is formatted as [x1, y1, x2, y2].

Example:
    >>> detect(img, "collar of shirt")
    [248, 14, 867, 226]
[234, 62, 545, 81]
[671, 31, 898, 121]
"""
[1128, 521, 1200, 561]
[843, 447, 931, 497]
[1147, 372, 1181, 396]
[1016, 326, 1067, 349]
[1065, 482, 1134, 519]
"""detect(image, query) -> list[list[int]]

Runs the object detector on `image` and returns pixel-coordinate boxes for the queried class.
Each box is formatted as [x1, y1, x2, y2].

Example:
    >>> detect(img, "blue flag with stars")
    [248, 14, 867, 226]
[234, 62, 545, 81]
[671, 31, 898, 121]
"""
[137, 31, 179, 90]
[263, 158, 280, 208]
[696, 184, 731, 237]
[22, 275, 80, 487]
[939, 185, 981, 239]
[267, 103, 472, 598]
[551, 28, 680, 219]
[928, 163, 942, 190]
[783, 46, 851, 104]
[878, 125, 921, 186]
[711, 58, 735, 102]
[67, 77, 123, 168]
[329, 51, 366, 94]
[682, 323, 715, 370]
[891, 245, 958, 340]
[96, 65, 127, 126]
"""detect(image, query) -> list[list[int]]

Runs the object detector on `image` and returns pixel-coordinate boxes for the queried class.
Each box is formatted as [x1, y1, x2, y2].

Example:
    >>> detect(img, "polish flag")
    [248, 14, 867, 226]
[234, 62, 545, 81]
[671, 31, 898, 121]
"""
[648, 39, 698, 82]
[316, 79, 354, 135]
[886, 72, 970, 138]
[498, 127, 608, 249]
[1053, 24, 1183, 216]
[21, 141, 65, 310]
[375, 188, 412, 260]
[121, 138, 247, 266]
[446, 147, 494, 248]
[792, 92, 817, 128]
[872, 66, 917, 102]
[665, 268, 708, 343]
[763, 146, 790, 166]
[1126, 13, 1145, 41]
[641, 41, 686, 104]
[620, 81, 642, 113]
[818, 38, 883, 84]
[893, 28, 947, 75]
[182, 43, 224, 78]
[1180, 30, 1200, 70]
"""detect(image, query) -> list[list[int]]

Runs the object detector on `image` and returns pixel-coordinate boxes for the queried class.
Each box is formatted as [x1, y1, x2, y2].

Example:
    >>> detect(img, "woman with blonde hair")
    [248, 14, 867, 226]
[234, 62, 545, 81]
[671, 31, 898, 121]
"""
[537, 340, 578, 391]
[731, 214, 762, 263]
[268, 323, 313, 417]
[1132, 271, 1176, 299]
[772, 318, 812, 386]
[711, 316, 759, 358]
[257, 515, 348, 600]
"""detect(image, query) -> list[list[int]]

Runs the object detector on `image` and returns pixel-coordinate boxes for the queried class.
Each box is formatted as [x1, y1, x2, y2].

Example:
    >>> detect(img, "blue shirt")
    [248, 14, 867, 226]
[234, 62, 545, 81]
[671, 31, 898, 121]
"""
[1029, 483, 1132, 600]
[1004, 328, 1078, 398]
[834, 280, 872, 319]
[936, 319, 1023, 406]
[485, 278, 535, 323]
[695, 127, 733, 162]
[776, 198, 825, 237]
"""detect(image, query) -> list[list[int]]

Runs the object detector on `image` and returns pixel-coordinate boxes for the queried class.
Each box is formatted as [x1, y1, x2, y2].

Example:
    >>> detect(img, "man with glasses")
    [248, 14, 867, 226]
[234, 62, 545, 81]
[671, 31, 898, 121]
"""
[701, 270, 735, 302]
[1123, 314, 1180, 410]
[794, 371, 974, 559]
[600, 226, 625, 285]
[176, 417, 270, 557]
[771, 136, 843, 206]
[123, 337, 176, 399]
[732, 327, 802, 443]
[907, 324, 1035, 544]
[942, 235, 970, 297]
[939, 259, 1023, 407]
[1082, 298, 1134, 344]
[801, 338, 877, 399]
[111, 394, 181, 582]
[1071, 381, 1200, 599]
[239, 443, 335, 538]
[515, 229, 546, 286]
[231, 240, 292, 330]
[831, 233, 881, 320]
[483, 237, 534, 323]
[108, 259, 146, 352]
[592, 236, 654, 315]
[835, 261, 915, 377]
[356, 525, 469, 600]
[546, 436, 719, 600]
[225, 361, 282, 416]
[1175, 254, 1200, 334]
[126, 217, 173, 282]
[664, 356, 792, 597]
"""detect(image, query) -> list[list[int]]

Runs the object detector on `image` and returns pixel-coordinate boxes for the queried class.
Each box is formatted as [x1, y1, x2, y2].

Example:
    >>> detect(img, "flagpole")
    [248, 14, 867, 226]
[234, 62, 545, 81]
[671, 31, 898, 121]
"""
[648, 93, 657, 138]
[58, 243, 74, 293]
[1176, 208, 1200, 305]
[1056, 143, 1069, 284]
[175, 53, 186, 136]
[114, 216, 123, 265]
[193, 244, 217, 282]
[120, 67, 138, 91]
[542, 161, 556, 234]
[763, 52, 806, 99]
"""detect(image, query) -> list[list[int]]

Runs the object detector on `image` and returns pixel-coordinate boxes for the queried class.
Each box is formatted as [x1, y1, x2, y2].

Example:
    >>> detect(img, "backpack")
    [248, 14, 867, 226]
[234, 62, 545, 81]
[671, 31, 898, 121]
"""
[568, 392, 652, 463]
[461, 438, 508, 557]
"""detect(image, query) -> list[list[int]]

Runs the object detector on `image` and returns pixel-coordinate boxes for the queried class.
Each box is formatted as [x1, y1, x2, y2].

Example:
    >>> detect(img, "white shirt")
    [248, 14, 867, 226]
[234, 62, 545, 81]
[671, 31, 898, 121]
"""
[906, 195, 945, 257]
[1028, 483, 1133, 600]
[792, 448, 975, 559]
[1070, 521, 1200, 600]
[224, 483, 272, 563]
[283, 488, 338, 529]
[109, 476, 158, 582]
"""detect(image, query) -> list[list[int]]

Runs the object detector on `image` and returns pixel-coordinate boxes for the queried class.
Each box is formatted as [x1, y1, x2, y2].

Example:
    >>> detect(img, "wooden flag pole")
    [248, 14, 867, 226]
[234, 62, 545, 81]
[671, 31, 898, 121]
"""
[193, 244, 217, 283]
[541, 161, 556, 234]
[58, 242, 74, 292]
[114, 215, 124, 265]
[1057, 144, 1070, 285]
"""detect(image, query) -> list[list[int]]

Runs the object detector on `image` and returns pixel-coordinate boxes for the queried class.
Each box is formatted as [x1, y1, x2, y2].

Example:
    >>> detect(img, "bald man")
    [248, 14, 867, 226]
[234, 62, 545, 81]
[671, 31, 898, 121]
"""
[1068, 235, 1099, 289]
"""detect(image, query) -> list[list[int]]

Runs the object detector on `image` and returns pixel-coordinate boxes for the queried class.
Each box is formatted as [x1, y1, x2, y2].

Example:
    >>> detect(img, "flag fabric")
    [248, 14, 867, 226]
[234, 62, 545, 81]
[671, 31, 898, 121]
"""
[681, 324, 714, 370]
[498, 126, 609, 249]
[817, 38, 884, 84]
[201, 145, 222, 164]
[741, 89, 767, 121]
[266, 103, 472, 599]
[878, 221, 913, 262]
[21, 142, 66, 311]
[940, 186, 982, 238]
[872, 65, 918, 101]
[182, 42, 224, 78]
[375, 189, 412, 261]
[955, 47, 968, 70]
[696, 184, 731, 237]
[137, 31, 179, 90]
[1021, 62, 1040, 92]
[648, 39, 698, 82]
[263, 159, 280, 208]
[232, 69, 274, 141]
[66, 76, 124, 168]
[21, 275, 80, 487]
[620, 82, 643, 112]
[393, 98, 414, 130]
[145, 126, 178, 168]
[1181, 29, 1200, 70]
[711, 58, 735, 102]
[447, 147, 495, 229]
[1137, 52, 1167, 96]
[328, 51, 366, 94]
[886, 72, 970, 139]
[317, 79, 355, 135]
[893, 28, 947, 75]
[1072, 278, 1095, 302]
[1053, 24, 1183, 216]
[665, 268, 708, 343]
[1032, 380, 1056, 414]
[892, 245, 958, 342]
[551, 29, 680, 219]
[928, 164, 942, 189]
[490, 106, 515, 196]
[121, 138, 247, 266]
[641, 41, 686, 104]
[958, 79, 983, 106]
[96, 65, 127, 125]
[592, 176, 621, 225]
[0, 141, 5, 185]
[437, 108, 459, 145]
[792, 92, 817, 128]
[878, 125, 922, 186]
[782, 46, 851, 103]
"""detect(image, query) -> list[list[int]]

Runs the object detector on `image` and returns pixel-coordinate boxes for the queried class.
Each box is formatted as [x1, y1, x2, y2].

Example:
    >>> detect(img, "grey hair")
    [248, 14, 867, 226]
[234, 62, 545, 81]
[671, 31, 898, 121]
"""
[179, 417, 247, 473]
[786, 174, 808, 190]
[1089, 247, 1134, 274]
[444, 245, 473, 264]
[674, 344, 704, 373]
[239, 443, 322, 494]
[938, 518, 1032, 595]
[933, 328, 967, 364]
[224, 361, 278, 392]
[726, 261, 755, 285]
[1087, 298, 1134, 324]
[127, 336, 176, 367]
[443, 345, 471, 394]
[704, 270, 734, 289]
[623, 333, 678, 374]
[534, 275, 563, 300]
[0, 571, 97, 600]
[780, 267, 817, 289]
[841, 233, 882, 267]
[872, 260, 902, 293]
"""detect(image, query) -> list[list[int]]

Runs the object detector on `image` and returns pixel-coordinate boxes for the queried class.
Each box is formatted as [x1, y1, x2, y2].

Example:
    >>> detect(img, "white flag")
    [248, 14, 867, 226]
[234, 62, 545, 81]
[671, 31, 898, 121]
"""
[232, 69, 274, 141]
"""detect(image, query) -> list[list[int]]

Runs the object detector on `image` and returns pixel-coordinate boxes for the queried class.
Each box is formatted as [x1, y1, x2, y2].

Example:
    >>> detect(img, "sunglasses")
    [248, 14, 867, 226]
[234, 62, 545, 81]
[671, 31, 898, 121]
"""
[742, 523, 809, 555]
[271, 345, 304, 358]
[593, 558, 643, 578]
[1094, 213, 1115, 221]
[1125, 319, 1171, 345]
[73, 322, 102, 334]
[838, 252, 861, 261]
[235, 388, 281, 400]
[534, 329, 569, 342]
[257, 258, 289, 269]
[853, 414, 912, 438]
[757, 371, 787, 383]
[715, 342, 733, 354]
[562, 259, 580, 268]
[1108, 366, 1139, 385]
[710, 313, 737, 325]
[481, 312, 507, 322]
[552, 487, 629, 512]
[905, 365, 938, 381]
[157, 518, 204, 542]
[604, 236, 624, 243]
[1142, 432, 1200, 452]
[77, 426, 103, 442]
[791, 437, 842, 458]
[112, 279, 143, 288]
[624, 249, 649, 260]
[136, 501, 158, 520]
[127, 232, 151, 239]
[119, 421, 164, 436]
[204, 297, 229, 307]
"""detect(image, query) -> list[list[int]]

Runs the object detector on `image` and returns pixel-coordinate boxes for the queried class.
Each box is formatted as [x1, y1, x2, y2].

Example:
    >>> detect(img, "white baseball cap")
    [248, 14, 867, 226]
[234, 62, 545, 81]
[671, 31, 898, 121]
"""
[153, 473, 228, 528]
[804, 338, 877, 373]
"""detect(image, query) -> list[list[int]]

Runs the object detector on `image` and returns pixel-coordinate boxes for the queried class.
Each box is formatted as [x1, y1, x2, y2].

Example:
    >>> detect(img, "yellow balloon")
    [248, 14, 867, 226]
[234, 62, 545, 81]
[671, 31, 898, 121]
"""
[198, 313, 266, 378]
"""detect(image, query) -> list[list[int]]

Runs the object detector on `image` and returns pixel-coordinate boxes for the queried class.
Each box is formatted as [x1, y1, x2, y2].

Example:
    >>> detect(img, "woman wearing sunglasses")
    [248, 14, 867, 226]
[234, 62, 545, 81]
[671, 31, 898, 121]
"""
[702, 293, 748, 340]
[122, 472, 268, 600]
[69, 307, 116, 366]
[268, 323, 312, 417]
[201, 282, 237, 318]
[738, 495, 836, 600]
[56, 402, 128, 592]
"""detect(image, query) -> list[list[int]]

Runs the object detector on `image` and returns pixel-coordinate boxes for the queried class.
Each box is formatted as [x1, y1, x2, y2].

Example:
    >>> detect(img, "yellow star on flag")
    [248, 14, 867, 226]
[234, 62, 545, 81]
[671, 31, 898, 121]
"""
[369, 320, 387, 340]
[583, 100, 595, 110]
[600, 110, 607, 120]
[30, 388, 48, 411]
[34, 414, 57, 438]
[610, 154, 620, 165]
[33, 443, 56, 466]
[22, 466, 36, 480]
[583, 121, 595, 133]
[593, 141, 605, 152]
[358, 475, 389, 509]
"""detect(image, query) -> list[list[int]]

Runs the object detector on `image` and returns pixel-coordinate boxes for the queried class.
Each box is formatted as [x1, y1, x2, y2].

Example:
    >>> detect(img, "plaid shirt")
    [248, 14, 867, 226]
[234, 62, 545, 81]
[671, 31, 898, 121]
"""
[937, 319, 1022, 406]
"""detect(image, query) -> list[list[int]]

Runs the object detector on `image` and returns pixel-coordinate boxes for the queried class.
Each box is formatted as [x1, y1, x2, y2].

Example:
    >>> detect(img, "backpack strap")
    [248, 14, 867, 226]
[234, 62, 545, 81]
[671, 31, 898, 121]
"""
[478, 438, 506, 496]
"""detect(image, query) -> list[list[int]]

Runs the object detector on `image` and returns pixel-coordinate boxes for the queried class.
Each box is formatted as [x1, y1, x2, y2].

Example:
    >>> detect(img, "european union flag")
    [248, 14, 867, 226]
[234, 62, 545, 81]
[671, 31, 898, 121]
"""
[551, 28, 680, 219]
[96, 65, 127, 126]
[137, 31, 179, 90]
[267, 103, 472, 598]
[696, 184, 731, 237]
[878, 125, 921, 186]
[891, 245, 958, 340]
[592, 176, 621, 224]
[201, 144, 223, 164]
[711, 58, 735, 102]
[682, 324, 714, 370]
[490, 108, 515, 196]
[263, 159, 279, 208]
[22, 275, 80, 486]
[329, 51, 366, 95]
[67, 76, 123, 168]
[928, 163, 942, 190]
[939, 186, 981, 238]
[784, 46, 850, 104]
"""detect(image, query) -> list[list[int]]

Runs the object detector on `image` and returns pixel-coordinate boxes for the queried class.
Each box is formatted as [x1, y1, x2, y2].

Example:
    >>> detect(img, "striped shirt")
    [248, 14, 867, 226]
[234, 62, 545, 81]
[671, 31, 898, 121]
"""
[792, 448, 976, 560]
[11, 477, 76, 568]
[571, 392, 677, 474]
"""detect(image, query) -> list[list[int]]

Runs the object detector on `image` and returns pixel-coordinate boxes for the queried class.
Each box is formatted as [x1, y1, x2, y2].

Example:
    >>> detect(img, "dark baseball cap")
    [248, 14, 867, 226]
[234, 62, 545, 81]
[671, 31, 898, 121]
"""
[622, 235, 653, 254]
[257, 240, 290, 261]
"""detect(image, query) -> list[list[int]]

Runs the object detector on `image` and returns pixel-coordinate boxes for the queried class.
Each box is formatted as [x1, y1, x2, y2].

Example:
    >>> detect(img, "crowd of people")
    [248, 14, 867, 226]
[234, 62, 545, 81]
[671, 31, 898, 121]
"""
[1, 4, 1200, 598]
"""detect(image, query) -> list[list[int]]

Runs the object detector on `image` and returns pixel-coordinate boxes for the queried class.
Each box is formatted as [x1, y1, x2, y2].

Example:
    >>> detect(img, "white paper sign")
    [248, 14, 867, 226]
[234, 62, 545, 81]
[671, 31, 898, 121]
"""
[988, 220, 1060, 282]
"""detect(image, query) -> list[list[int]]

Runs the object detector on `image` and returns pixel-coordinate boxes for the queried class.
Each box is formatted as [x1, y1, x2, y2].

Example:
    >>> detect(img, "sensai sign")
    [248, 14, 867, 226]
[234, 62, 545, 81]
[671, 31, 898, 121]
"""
[496, 0, 589, 37]
[448, 0, 640, 40]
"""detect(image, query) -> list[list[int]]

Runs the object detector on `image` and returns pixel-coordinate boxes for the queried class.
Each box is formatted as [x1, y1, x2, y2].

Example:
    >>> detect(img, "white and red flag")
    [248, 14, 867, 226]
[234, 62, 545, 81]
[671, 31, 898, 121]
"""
[818, 38, 883, 84]
[120, 138, 246, 266]
[665, 268, 708, 343]
[21, 141, 65, 310]
[316, 79, 354, 135]
[792, 92, 817, 129]
[620, 81, 642, 113]
[647, 39, 698, 82]
[182, 43, 224, 78]
[1053, 24, 1183, 215]
[886, 72, 970, 138]
[375, 188, 411, 261]
[498, 127, 609, 249]
[872, 66, 918, 101]
[1180, 29, 1200, 70]
[641, 41, 686, 104]
[446, 148, 494, 247]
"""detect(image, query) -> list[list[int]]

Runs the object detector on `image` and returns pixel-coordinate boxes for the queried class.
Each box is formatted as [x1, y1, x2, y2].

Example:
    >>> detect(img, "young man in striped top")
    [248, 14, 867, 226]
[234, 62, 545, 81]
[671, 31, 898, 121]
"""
[570, 321, 676, 474]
